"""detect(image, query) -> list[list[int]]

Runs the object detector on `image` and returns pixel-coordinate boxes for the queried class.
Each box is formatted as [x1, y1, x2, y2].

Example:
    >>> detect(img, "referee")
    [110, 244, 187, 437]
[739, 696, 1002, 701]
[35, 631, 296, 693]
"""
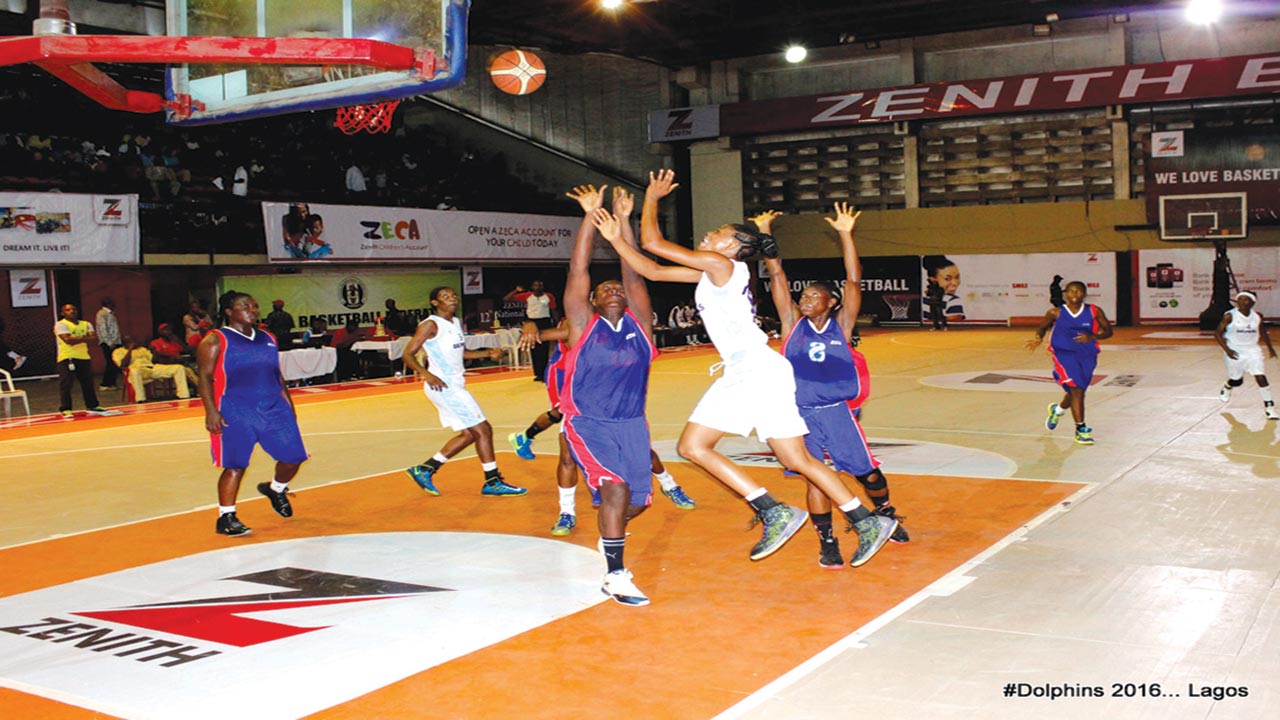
[504, 280, 560, 382]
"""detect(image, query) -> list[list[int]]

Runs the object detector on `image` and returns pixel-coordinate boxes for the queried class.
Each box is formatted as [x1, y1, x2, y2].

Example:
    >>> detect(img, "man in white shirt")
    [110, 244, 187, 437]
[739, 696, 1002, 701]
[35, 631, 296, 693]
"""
[503, 280, 559, 382]
[95, 297, 122, 390]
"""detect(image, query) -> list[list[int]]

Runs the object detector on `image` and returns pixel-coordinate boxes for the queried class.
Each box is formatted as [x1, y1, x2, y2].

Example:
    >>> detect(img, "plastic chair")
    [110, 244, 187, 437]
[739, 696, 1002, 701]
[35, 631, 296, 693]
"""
[0, 367, 30, 417]
[494, 328, 528, 368]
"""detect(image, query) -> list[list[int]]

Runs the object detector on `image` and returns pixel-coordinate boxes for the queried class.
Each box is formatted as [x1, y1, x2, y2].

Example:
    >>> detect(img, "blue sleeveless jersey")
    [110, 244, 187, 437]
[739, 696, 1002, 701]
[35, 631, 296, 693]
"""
[783, 318, 869, 408]
[211, 327, 284, 406]
[559, 310, 655, 421]
[1049, 304, 1100, 355]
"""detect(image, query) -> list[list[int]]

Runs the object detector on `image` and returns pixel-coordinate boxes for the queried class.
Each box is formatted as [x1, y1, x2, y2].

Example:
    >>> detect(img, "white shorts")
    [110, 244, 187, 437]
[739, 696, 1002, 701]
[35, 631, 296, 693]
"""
[423, 380, 486, 431]
[1225, 350, 1265, 380]
[688, 348, 809, 441]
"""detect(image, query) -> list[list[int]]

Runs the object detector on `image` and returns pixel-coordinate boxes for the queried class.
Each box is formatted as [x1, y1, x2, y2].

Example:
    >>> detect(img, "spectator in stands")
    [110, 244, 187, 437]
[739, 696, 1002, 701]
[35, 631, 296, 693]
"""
[231, 161, 249, 199]
[345, 161, 367, 194]
[115, 336, 191, 402]
[187, 320, 215, 350]
[95, 297, 122, 391]
[332, 319, 366, 379]
[265, 300, 295, 347]
[183, 301, 211, 344]
[151, 323, 187, 363]
[384, 299, 411, 336]
[302, 318, 331, 347]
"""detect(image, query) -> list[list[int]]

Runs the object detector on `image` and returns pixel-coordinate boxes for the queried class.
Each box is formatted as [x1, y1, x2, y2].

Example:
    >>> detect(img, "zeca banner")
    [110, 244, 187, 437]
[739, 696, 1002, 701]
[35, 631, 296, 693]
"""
[0, 193, 139, 265]
[261, 202, 614, 264]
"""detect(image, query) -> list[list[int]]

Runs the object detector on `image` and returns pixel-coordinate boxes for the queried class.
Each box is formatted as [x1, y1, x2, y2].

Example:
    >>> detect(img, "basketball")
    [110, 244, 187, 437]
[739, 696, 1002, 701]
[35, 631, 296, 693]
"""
[489, 49, 547, 95]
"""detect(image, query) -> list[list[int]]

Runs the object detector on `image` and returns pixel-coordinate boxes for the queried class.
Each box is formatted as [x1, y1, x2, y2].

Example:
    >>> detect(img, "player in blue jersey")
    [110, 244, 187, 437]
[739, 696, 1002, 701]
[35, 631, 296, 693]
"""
[197, 291, 308, 537]
[1026, 281, 1113, 445]
[760, 202, 909, 569]
[403, 287, 526, 497]
[596, 169, 897, 567]
[555, 183, 660, 606]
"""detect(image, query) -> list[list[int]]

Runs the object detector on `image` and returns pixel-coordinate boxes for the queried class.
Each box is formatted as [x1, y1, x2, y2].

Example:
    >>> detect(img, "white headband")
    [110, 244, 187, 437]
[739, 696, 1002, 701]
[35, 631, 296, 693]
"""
[1236, 291, 1257, 302]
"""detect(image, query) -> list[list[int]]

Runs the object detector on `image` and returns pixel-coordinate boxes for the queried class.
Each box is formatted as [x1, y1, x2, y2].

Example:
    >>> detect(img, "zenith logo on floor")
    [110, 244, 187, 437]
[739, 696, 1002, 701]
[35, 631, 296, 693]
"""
[0, 568, 449, 666]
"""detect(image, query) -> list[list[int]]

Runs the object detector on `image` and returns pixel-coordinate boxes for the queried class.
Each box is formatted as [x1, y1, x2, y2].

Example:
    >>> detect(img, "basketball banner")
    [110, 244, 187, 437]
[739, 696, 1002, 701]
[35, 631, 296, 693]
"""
[759, 256, 921, 324]
[0, 193, 139, 265]
[918, 252, 1116, 324]
[1145, 127, 1280, 228]
[261, 202, 613, 264]
[1135, 247, 1280, 322]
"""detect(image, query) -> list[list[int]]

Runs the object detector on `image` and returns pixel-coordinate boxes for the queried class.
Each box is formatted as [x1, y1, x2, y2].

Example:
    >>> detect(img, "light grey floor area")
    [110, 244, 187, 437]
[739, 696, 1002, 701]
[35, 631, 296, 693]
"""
[720, 328, 1280, 719]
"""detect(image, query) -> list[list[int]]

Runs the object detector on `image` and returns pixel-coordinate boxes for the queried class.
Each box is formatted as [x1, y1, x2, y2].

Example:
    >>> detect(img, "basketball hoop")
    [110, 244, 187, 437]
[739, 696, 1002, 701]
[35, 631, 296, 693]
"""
[881, 293, 917, 322]
[334, 99, 401, 134]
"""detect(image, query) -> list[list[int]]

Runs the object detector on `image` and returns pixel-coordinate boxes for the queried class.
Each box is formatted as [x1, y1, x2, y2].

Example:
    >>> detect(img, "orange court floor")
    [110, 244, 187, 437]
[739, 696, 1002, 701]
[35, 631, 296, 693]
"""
[1, 326, 1277, 720]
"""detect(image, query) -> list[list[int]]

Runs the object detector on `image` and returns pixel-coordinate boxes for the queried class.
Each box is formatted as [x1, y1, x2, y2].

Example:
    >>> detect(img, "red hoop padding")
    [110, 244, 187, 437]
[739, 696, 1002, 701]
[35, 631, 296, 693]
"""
[334, 99, 401, 134]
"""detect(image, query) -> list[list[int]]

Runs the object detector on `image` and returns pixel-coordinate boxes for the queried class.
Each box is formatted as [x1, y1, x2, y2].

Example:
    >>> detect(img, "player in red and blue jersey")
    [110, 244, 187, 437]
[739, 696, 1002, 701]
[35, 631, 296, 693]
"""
[762, 202, 909, 570]
[197, 291, 307, 537]
[1026, 281, 1113, 445]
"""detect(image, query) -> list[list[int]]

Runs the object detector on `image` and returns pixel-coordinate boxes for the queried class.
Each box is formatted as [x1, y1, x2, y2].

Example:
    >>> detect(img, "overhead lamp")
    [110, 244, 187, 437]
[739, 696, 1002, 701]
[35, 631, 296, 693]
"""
[1032, 23, 1052, 37]
[600, 0, 623, 10]
[1044, 12, 1060, 23]
[784, 45, 807, 63]
[1185, 0, 1222, 24]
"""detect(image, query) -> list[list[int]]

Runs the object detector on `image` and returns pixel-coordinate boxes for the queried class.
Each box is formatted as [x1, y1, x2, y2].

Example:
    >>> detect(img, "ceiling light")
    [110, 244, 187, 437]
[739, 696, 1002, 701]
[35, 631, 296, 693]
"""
[1032, 23, 1052, 37]
[600, 0, 623, 10]
[784, 45, 807, 63]
[1185, 0, 1222, 24]
[1045, 12, 1060, 23]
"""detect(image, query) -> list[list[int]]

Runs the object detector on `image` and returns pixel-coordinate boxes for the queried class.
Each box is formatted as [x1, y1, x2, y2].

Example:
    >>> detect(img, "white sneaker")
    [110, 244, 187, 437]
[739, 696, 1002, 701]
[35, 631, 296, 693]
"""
[1266, 404, 1279, 420]
[12, 355, 26, 370]
[1219, 385, 1231, 402]
[601, 569, 650, 607]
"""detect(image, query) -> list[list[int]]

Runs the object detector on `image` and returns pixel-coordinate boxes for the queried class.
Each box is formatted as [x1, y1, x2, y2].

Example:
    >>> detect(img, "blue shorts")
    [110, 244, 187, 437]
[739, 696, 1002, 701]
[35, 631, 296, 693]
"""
[211, 395, 309, 469]
[563, 414, 653, 507]
[1049, 347, 1099, 391]
[799, 401, 880, 477]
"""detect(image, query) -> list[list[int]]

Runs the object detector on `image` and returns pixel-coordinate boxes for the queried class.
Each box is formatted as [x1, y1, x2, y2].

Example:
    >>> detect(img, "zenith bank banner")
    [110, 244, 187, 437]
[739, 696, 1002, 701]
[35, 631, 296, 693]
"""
[261, 202, 612, 263]
[920, 252, 1116, 323]
[759, 256, 922, 324]
[1144, 127, 1280, 226]
[688, 53, 1280, 137]
[0, 193, 138, 265]
[217, 269, 459, 334]
[1135, 247, 1279, 322]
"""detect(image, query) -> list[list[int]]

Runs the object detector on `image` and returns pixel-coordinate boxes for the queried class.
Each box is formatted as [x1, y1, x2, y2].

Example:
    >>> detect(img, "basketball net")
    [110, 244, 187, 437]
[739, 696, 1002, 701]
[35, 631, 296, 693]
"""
[882, 294, 915, 321]
[334, 99, 401, 134]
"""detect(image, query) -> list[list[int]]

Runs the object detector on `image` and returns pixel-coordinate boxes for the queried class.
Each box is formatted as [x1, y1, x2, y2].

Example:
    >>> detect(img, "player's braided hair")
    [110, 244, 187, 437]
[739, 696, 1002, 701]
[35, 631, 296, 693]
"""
[726, 224, 779, 261]
[217, 290, 251, 326]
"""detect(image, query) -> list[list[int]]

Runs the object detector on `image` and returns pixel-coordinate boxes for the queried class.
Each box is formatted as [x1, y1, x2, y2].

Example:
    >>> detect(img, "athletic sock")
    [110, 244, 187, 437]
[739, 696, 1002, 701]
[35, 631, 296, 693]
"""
[653, 470, 678, 491]
[746, 489, 780, 513]
[423, 454, 446, 471]
[525, 423, 544, 439]
[269, 480, 288, 493]
[483, 466, 502, 483]
[1076, 422, 1087, 431]
[1260, 386, 1273, 403]
[839, 498, 871, 525]
[811, 512, 836, 542]
[218, 505, 236, 515]
[558, 486, 576, 515]
[600, 537, 625, 573]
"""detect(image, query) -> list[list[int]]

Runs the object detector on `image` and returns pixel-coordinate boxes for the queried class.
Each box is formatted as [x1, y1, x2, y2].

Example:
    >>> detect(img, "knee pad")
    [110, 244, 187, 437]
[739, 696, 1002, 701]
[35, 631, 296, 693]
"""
[855, 469, 887, 493]
[1227, 378, 1245, 388]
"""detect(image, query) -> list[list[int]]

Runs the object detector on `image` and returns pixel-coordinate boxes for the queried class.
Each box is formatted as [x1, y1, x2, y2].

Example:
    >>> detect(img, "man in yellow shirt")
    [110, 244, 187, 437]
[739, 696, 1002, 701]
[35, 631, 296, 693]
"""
[54, 303, 108, 418]
[114, 337, 192, 402]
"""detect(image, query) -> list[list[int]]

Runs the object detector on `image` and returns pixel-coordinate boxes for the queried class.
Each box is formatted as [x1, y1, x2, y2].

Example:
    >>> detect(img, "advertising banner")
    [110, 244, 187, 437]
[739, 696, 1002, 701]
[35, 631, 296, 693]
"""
[8, 269, 49, 308]
[0, 193, 139, 265]
[760, 256, 922, 324]
[261, 202, 613, 264]
[1144, 127, 1280, 227]
[217, 269, 460, 336]
[919, 252, 1116, 323]
[1135, 247, 1280, 322]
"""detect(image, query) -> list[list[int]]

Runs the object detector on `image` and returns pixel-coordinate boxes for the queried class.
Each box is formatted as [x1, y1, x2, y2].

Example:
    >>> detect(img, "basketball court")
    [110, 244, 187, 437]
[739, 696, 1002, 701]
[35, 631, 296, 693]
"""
[3, 327, 1278, 719]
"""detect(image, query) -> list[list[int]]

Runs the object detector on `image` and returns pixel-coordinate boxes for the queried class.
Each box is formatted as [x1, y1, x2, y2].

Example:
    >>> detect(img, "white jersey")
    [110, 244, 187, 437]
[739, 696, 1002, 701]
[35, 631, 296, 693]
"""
[695, 260, 768, 362]
[1223, 309, 1263, 356]
[422, 314, 467, 382]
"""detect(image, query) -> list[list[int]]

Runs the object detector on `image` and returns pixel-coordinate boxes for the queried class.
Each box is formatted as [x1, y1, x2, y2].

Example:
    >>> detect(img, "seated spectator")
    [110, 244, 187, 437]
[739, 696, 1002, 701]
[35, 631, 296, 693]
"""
[151, 323, 201, 388]
[332, 319, 365, 380]
[114, 337, 192, 402]
[186, 319, 214, 350]
[302, 318, 331, 347]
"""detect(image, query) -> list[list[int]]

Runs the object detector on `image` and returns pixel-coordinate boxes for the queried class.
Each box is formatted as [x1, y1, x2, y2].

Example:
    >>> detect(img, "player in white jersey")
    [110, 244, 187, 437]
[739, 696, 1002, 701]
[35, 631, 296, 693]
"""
[403, 286, 529, 495]
[1214, 291, 1278, 420]
[593, 169, 897, 567]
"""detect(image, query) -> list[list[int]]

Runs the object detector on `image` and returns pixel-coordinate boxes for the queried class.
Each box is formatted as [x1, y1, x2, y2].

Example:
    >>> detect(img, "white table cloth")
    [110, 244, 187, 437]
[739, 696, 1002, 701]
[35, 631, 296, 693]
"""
[278, 347, 337, 381]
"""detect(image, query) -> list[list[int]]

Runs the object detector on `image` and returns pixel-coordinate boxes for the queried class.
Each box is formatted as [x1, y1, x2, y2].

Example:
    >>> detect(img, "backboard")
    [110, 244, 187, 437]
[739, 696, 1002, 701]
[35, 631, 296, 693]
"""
[1158, 192, 1248, 241]
[165, 0, 467, 125]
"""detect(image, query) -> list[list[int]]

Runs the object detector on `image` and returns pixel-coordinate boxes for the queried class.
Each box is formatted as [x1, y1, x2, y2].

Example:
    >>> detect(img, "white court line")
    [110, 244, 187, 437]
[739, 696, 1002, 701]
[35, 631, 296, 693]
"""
[712, 481, 1097, 720]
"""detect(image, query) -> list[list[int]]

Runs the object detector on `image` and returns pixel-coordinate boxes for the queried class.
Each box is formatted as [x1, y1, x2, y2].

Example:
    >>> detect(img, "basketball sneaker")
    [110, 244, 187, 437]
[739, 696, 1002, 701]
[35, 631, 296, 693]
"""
[508, 432, 535, 460]
[818, 536, 844, 570]
[601, 569, 650, 607]
[550, 512, 576, 536]
[60, 410, 74, 419]
[1074, 426, 1095, 445]
[874, 504, 911, 543]
[481, 476, 528, 496]
[1266, 402, 1279, 420]
[749, 504, 809, 561]
[848, 514, 897, 567]
[1219, 385, 1231, 402]
[257, 483, 293, 518]
[661, 484, 696, 509]
[216, 512, 252, 537]
[1045, 403, 1064, 431]
[406, 464, 440, 495]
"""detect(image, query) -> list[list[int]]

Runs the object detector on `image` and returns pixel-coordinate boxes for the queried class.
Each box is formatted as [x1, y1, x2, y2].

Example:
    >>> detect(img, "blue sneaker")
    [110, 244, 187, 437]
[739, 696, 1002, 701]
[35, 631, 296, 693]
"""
[508, 432, 535, 460]
[550, 512, 576, 536]
[1045, 403, 1064, 431]
[660, 484, 696, 510]
[1074, 426, 1095, 445]
[406, 464, 440, 495]
[482, 476, 528, 496]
